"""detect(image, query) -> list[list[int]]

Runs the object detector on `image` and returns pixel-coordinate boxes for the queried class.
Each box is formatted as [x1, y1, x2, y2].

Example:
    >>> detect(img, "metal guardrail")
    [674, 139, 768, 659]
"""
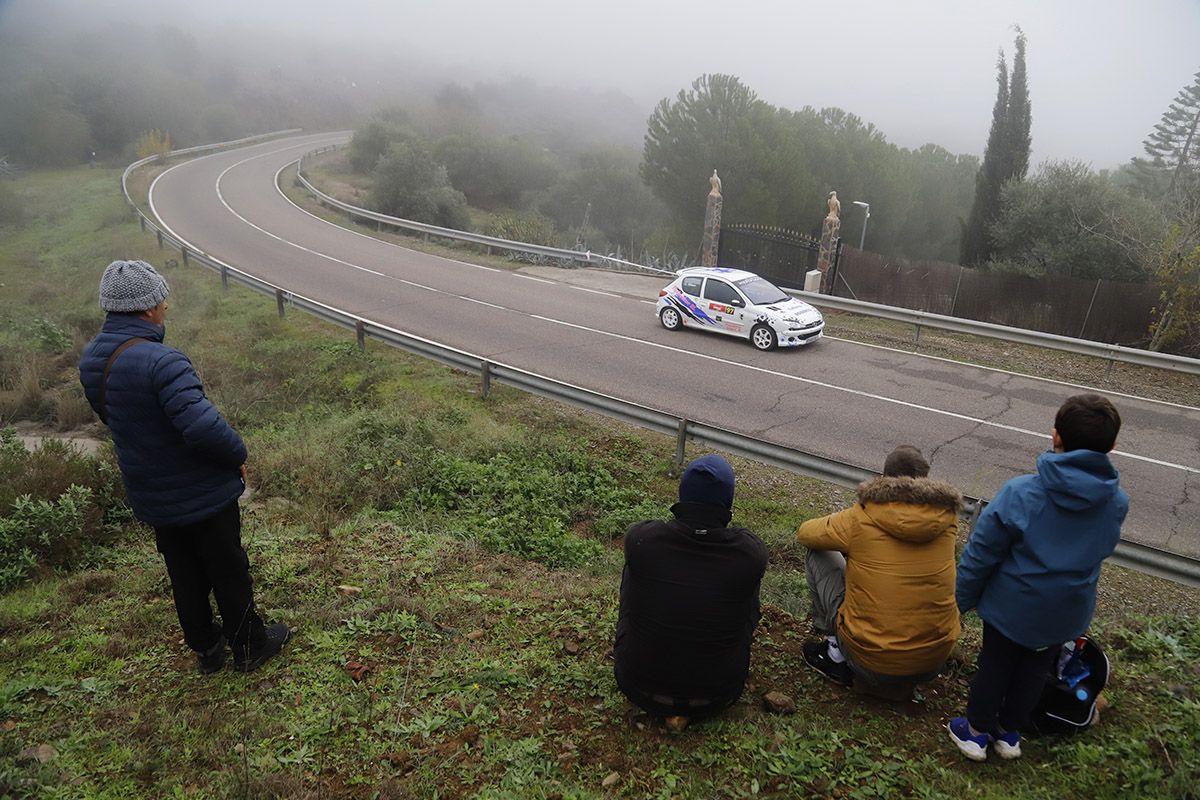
[295, 146, 671, 277]
[787, 291, 1200, 377]
[296, 143, 1200, 378]
[119, 136, 1200, 588]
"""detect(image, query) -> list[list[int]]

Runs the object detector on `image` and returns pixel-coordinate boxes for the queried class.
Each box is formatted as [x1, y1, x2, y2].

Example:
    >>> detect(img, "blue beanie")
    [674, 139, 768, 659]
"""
[678, 454, 735, 510]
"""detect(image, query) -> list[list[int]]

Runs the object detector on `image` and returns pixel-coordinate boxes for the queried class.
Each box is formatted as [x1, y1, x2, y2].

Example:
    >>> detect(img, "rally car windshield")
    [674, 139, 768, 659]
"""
[736, 277, 789, 305]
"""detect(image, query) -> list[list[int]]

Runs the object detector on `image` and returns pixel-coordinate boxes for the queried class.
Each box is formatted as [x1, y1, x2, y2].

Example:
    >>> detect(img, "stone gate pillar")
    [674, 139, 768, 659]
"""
[817, 190, 841, 292]
[701, 170, 723, 267]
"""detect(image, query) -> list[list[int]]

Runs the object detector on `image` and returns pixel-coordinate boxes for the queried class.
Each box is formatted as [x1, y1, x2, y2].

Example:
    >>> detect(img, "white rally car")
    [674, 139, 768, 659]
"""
[655, 267, 824, 350]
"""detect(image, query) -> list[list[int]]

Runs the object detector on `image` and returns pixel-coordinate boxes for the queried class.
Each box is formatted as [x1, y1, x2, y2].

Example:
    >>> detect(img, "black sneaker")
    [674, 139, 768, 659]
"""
[803, 640, 853, 686]
[232, 623, 290, 672]
[196, 636, 227, 674]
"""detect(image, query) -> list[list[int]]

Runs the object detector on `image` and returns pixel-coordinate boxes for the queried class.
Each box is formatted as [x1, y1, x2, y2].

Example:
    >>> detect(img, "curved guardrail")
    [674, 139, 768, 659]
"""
[296, 145, 672, 277]
[788, 291, 1200, 376]
[295, 144, 1200, 378]
[119, 134, 1200, 588]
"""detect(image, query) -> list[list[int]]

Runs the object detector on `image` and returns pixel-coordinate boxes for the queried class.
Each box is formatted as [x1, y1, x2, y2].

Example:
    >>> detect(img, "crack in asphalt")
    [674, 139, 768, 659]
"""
[1163, 471, 1193, 551]
[928, 421, 986, 464]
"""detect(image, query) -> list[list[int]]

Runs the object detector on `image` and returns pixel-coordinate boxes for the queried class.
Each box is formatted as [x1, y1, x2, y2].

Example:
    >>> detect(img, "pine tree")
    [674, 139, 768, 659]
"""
[961, 30, 1034, 266]
[1135, 69, 1200, 194]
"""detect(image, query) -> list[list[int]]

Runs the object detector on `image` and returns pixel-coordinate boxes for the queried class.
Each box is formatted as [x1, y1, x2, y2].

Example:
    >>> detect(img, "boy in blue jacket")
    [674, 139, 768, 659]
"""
[948, 394, 1128, 761]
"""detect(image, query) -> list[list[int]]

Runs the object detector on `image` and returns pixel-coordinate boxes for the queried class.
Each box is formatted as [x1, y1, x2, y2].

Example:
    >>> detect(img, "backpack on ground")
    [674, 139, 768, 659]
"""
[1028, 636, 1108, 736]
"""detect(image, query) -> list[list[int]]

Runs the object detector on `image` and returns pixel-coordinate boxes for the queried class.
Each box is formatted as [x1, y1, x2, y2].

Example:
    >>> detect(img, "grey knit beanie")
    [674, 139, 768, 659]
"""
[98, 259, 170, 313]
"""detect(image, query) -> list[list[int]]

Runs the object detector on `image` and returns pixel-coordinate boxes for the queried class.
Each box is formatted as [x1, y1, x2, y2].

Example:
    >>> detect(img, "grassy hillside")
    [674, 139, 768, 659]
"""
[1, 166, 1198, 799]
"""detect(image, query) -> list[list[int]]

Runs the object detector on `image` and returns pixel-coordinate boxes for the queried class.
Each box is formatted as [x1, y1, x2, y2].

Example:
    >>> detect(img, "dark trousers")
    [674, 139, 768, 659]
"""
[154, 501, 264, 652]
[613, 663, 741, 722]
[967, 622, 1057, 735]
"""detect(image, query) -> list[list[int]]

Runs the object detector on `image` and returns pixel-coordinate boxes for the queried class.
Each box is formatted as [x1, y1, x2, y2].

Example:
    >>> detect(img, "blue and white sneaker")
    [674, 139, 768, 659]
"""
[992, 729, 1021, 760]
[947, 717, 990, 761]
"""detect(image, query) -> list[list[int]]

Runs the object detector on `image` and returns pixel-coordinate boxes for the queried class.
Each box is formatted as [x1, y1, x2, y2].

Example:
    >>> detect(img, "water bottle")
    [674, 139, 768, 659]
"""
[1074, 686, 1090, 702]
[1058, 638, 1091, 688]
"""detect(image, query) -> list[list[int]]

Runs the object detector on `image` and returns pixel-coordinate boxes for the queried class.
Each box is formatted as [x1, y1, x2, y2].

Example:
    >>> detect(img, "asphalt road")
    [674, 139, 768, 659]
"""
[148, 133, 1200, 558]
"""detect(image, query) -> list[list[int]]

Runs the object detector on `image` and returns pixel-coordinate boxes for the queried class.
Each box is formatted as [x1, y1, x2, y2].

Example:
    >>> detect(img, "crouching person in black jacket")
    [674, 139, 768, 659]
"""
[79, 259, 289, 674]
[614, 454, 768, 729]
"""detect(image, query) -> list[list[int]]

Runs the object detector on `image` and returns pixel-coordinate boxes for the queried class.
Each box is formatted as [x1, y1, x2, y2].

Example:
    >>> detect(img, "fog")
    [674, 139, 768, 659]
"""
[3, 0, 1198, 168]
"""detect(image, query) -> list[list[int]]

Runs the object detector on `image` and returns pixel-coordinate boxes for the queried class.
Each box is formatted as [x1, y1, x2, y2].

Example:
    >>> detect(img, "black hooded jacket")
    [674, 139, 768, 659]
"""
[614, 501, 768, 700]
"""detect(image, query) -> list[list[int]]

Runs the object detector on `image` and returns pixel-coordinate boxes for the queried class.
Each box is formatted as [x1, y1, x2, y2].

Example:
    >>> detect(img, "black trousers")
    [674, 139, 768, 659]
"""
[613, 663, 741, 722]
[154, 501, 264, 652]
[967, 622, 1057, 735]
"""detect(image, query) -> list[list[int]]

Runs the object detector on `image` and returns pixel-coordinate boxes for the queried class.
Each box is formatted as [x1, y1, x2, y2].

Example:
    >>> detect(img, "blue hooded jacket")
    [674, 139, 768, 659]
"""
[79, 315, 247, 527]
[956, 448, 1128, 649]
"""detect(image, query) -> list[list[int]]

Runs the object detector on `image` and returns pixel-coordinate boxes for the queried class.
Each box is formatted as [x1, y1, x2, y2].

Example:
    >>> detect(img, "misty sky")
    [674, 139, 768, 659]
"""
[11, 0, 1200, 169]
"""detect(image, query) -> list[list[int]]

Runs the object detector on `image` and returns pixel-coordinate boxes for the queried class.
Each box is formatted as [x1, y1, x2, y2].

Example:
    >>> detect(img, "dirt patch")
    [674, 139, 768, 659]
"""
[11, 421, 105, 455]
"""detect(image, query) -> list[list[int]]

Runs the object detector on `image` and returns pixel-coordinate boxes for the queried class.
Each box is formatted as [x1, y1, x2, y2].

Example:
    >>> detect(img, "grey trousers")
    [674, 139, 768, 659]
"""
[805, 548, 940, 688]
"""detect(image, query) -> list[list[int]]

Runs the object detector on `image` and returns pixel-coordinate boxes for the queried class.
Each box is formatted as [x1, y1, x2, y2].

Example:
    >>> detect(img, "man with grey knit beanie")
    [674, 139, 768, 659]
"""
[79, 259, 289, 674]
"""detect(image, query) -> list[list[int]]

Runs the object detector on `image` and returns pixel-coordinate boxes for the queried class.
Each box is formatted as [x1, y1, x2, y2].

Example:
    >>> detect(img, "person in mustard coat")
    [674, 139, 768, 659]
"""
[796, 445, 961, 697]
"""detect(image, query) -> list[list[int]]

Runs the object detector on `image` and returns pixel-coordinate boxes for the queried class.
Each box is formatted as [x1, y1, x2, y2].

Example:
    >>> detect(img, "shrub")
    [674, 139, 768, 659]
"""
[369, 141, 470, 228]
[135, 129, 172, 162]
[405, 444, 655, 568]
[0, 484, 91, 591]
[482, 212, 559, 247]
[26, 317, 72, 354]
[348, 111, 413, 174]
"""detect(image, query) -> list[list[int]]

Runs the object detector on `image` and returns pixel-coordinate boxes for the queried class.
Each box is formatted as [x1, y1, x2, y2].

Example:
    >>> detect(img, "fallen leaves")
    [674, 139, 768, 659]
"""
[344, 661, 371, 682]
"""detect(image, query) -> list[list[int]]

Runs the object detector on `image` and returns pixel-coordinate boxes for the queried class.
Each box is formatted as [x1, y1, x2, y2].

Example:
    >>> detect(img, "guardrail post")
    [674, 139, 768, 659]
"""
[181, 247, 189, 267]
[913, 323, 922, 348]
[966, 499, 984, 531]
[139, 215, 146, 232]
[355, 320, 365, 351]
[156, 229, 163, 249]
[275, 288, 286, 318]
[673, 419, 689, 476]
[220, 265, 228, 289]
[423, 232, 430, 243]
[481, 361, 492, 398]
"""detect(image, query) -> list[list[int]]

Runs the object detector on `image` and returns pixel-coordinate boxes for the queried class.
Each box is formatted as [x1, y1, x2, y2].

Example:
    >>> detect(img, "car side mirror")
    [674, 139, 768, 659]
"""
[730, 298, 744, 308]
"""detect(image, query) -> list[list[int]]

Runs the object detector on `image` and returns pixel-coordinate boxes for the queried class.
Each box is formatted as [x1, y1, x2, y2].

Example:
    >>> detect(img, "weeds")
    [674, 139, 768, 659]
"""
[1, 163, 1198, 800]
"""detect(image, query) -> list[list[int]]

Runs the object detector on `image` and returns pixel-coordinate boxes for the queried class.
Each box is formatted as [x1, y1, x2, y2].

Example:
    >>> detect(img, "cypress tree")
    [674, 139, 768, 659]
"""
[1005, 29, 1032, 183]
[961, 52, 1009, 266]
[961, 30, 1033, 266]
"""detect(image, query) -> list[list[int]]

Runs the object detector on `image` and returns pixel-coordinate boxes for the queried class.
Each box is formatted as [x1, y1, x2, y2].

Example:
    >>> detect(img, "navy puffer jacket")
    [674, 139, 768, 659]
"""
[79, 315, 246, 527]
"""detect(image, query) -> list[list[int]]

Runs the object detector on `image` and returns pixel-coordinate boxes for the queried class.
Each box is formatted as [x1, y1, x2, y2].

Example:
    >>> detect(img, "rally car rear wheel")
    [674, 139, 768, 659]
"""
[660, 307, 682, 331]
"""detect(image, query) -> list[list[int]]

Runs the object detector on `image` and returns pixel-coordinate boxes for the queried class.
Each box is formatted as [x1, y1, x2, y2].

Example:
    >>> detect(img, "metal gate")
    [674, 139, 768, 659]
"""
[717, 223, 832, 290]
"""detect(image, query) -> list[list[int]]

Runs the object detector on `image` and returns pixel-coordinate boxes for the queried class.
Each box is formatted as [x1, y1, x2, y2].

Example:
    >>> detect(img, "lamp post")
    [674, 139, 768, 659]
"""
[852, 200, 870, 250]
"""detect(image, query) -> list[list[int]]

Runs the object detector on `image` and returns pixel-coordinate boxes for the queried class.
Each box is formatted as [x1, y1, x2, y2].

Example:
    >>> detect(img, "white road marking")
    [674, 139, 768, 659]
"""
[461, 297, 505, 310]
[822, 335, 1200, 413]
[150, 140, 1200, 478]
[529, 315, 1200, 476]
[571, 286, 621, 297]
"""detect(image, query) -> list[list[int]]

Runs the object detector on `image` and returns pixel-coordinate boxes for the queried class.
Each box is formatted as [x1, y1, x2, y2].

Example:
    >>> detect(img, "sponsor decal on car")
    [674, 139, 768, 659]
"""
[668, 289, 716, 325]
[708, 303, 735, 314]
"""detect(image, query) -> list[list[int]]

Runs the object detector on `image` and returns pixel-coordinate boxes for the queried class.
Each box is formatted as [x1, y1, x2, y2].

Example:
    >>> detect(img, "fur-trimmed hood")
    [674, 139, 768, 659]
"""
[856, 476, 962, 544]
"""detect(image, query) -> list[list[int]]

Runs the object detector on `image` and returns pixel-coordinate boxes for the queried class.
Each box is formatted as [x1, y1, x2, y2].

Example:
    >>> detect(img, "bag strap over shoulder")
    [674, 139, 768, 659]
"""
[98, 337, 148, 425]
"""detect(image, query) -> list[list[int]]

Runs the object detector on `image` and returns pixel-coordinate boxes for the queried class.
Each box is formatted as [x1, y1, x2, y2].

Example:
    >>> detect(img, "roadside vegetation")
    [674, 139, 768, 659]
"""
[3, 160, 1200, 800]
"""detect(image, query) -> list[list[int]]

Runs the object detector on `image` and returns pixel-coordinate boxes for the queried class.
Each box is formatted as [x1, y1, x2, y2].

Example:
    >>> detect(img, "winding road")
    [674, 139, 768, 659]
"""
[148, 133, 1200, 558]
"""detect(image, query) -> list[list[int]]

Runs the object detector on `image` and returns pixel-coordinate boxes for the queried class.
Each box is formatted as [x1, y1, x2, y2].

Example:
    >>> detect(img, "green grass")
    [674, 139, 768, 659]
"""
[1, 166, 1198, 799]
